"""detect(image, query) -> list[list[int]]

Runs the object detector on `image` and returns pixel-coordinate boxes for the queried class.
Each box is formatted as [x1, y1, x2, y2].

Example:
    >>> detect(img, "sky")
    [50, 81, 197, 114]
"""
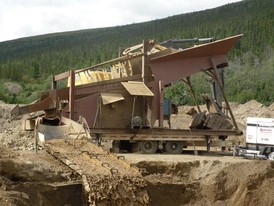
[0, 0, 242, 42]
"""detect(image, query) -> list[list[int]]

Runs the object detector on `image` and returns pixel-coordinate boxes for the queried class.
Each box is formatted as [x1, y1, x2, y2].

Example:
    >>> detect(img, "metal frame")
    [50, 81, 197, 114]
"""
[12, 35, 244, 150]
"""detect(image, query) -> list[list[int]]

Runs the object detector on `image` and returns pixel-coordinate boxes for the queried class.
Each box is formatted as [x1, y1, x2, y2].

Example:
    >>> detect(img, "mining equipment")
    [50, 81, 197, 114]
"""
[12, 34, 243, 154]
[11, 34, 243, 205]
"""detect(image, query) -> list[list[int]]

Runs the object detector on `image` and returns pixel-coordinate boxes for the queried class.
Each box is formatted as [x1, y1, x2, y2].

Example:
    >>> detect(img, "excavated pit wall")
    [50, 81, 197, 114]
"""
[0, 102, 149, 205]
[0, 148, 83, 206]
[46, 140, 150, 205]
[0, 142, 150, 206]
[3, 100, 274, 205]
[134, 159, 274, 206]
[3, 151, 274, 206]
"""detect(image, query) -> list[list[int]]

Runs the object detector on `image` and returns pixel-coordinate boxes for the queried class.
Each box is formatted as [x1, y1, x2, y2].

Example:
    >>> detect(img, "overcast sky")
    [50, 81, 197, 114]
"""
[0, 0, 242, 42]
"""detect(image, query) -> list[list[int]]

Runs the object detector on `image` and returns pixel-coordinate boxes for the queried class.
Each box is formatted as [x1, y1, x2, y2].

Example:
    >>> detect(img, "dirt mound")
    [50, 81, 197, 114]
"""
[0, 102, 33, 151]
[233, 99, 271, 125]
[136, 159, 274, 206]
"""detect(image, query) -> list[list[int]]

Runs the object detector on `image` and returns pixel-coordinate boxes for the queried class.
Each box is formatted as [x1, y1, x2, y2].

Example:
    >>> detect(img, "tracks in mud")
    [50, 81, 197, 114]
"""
[45, 139, 149, 206]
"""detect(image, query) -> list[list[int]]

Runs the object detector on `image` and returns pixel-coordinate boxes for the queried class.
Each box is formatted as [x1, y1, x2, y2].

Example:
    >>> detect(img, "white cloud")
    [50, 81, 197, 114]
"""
[0, 0, 241, 42]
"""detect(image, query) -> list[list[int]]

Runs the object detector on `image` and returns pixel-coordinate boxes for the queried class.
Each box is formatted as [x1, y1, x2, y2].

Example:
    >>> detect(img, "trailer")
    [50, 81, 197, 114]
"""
[246, 117, 274, 151]
[11, 34, 243, 154]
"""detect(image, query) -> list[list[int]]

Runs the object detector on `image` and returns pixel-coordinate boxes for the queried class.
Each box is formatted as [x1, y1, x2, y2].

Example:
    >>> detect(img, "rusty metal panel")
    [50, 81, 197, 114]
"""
[101, 93, 124, 105]
[100, 92, 136, 129]
[121, 81, 154, 96]
[150, 34, 243, 85]
[73, 94, 99, 127]
[147, 80, 162, 127]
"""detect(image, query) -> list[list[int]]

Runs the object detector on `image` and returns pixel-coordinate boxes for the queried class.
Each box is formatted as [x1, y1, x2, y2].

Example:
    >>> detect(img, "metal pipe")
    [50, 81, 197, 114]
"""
[131, 96, 136, 128]
[160, 37, 214, 45]
[142, 40, 148, 83]
[142, 40, 148, 126]
[159, 81, 164, 128]
[52, 75, 57, 90]
[93, 96, 102, 128]
[69, 70, 75, 120]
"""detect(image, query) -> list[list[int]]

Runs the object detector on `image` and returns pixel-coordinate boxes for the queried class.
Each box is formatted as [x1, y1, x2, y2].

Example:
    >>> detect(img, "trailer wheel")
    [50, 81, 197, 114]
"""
[139, 141, 158, 154]
[165, 141, 183, 154]
[268, 152, 274, 160]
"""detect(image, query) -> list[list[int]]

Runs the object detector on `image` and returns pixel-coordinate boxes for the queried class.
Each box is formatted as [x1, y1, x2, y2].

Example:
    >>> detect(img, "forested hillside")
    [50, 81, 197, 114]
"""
[0, 0, 273, 104]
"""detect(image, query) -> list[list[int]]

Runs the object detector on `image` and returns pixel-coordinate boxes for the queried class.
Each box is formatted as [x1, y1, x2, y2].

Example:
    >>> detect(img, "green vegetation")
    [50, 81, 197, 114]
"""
[0, 0, 273, 105]
[226, 47, 274, 105]
[164, 74, 212, 106]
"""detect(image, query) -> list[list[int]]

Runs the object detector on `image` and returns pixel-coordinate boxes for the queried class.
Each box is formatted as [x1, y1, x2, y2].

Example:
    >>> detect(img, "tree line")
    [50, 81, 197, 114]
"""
[0, 0, 273, 105]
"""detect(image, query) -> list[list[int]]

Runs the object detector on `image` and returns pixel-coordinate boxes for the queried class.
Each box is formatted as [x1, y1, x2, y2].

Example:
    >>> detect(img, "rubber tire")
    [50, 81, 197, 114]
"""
[268, 152, 274, 160]
[165, 141, 183, 154]
[139, 141, 158, 154]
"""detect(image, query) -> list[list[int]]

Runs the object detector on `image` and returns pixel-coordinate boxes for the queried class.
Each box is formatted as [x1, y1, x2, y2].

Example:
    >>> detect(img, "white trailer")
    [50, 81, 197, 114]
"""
[246, 117, 274, 151]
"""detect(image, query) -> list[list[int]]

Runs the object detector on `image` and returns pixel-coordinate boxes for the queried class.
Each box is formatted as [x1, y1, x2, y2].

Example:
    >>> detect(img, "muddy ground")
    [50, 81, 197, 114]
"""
[1, 100, 274, 205]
